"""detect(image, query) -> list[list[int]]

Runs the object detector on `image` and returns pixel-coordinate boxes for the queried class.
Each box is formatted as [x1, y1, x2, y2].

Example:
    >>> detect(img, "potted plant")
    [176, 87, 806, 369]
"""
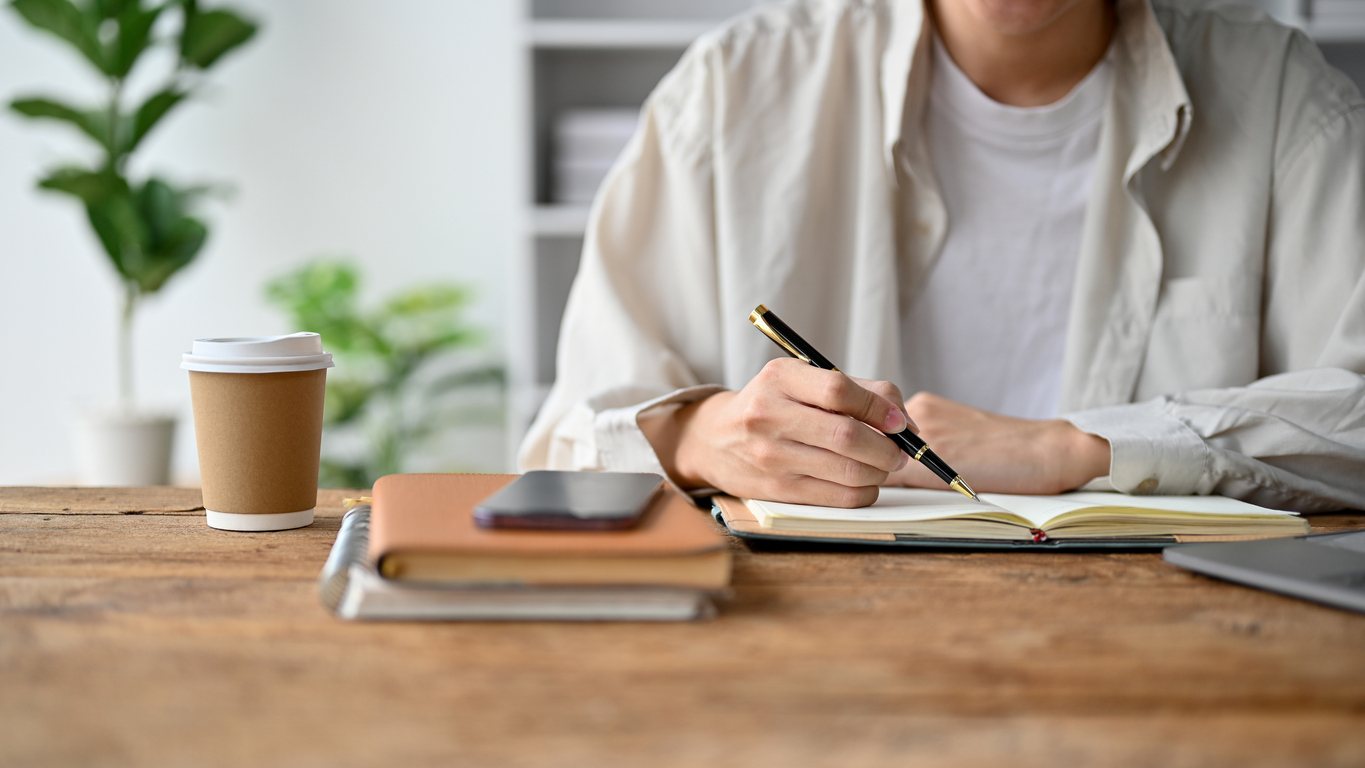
[266, 260, 505, 488]
[7, 0, 258, 484]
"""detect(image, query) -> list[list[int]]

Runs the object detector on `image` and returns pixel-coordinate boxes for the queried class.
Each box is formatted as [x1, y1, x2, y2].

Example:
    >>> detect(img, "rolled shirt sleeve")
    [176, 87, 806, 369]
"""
[1066, 369, 1365, 511]
[1067, 104, 1365, 512]
[547, 385, 726, 479]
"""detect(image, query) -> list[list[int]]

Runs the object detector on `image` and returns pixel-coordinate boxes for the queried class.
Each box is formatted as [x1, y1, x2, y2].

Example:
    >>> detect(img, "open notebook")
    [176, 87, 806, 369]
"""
[739, 489, 1308, 543]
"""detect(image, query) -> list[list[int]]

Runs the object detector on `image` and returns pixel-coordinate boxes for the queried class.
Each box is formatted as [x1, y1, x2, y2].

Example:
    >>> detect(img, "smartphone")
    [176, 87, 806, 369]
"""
[473, 471, 664, 531]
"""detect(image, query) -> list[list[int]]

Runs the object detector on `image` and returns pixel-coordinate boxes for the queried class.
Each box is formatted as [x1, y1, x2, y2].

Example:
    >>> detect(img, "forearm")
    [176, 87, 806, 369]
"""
[1065, 369, 1365, 511]
[892, 392, 1112, 495]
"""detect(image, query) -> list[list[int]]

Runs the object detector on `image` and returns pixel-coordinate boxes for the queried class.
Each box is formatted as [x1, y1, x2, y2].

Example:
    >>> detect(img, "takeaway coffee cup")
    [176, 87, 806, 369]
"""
[182, 333, 334, 531]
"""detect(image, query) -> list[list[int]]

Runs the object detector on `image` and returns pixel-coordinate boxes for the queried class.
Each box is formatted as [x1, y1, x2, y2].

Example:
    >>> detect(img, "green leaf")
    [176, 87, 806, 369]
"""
[380, 285, 472, 316]
[264, 261, 359, 313]
[180, 8, 257, 69]
[264, 261, 379, 354]
[131, 178, 207, 293]
[137, 177, 179, 243]
[37, 166, 122, 203]
[10, 0, 108, 74]
[91, 0, 136, 20]
[424, 364, 505, 395]
[137, 215, 206, 292]
[9, 97, 112, 151]
[107, 2, 163, 78]
[323, 377, 377, 426]
[85, 186, 147, 280]
[126, 87, 186, 153]
[371, 284, 477, 361]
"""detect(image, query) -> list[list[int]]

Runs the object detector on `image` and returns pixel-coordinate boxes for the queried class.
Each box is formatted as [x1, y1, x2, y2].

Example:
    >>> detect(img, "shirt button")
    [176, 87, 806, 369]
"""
[1136, 477, 1159, 494]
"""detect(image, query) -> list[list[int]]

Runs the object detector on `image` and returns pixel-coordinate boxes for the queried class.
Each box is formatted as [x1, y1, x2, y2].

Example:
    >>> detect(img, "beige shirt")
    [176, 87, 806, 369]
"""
[519, 0, 1365, 512]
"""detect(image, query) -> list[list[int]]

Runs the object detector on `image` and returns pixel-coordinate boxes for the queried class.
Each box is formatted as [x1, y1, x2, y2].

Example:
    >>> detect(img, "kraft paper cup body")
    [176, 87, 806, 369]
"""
[183, 334, 333, 531]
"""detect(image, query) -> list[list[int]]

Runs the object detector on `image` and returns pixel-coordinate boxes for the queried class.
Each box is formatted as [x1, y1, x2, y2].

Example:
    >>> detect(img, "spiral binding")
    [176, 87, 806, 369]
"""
[318, 505, 371, 611]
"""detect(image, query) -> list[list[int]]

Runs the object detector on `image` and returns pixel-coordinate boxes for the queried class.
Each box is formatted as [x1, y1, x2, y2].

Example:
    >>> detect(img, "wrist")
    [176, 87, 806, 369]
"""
[640, 391, 731, 490]
[1057, 420, 1111, 487]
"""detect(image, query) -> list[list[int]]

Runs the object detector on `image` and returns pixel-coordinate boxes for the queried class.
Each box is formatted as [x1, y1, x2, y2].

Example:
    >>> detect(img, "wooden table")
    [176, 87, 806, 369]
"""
[3, 487, 1364, 767]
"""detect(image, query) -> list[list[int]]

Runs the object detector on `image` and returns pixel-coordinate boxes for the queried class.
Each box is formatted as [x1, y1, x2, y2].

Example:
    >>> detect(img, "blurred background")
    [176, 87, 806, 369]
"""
[2, 0, 1363, 488]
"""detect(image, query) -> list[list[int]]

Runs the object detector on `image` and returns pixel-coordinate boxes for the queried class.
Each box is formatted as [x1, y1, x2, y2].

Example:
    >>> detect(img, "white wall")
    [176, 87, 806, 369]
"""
[3, 1, 1362, 486]
[0, 1, 520, 483]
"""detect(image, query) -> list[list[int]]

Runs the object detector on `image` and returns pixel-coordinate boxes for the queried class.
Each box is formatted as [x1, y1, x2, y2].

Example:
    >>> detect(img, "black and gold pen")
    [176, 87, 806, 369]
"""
[748, 304, 982, 502]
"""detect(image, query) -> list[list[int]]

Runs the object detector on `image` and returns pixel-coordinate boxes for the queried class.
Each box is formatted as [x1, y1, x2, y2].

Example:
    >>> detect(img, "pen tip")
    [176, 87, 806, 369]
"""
[949, 477, 981, 503]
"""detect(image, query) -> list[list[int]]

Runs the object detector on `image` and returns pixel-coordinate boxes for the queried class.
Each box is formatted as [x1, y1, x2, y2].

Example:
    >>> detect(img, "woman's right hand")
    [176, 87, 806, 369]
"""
[645, 358, 913, 507]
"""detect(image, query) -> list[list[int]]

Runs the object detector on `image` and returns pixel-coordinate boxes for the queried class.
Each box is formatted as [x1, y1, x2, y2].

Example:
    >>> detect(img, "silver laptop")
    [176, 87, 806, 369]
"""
[1164, 531, 1365, 614]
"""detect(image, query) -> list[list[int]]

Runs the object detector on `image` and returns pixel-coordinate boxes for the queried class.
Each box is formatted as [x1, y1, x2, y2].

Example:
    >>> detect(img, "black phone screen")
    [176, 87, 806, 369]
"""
[473, 471, 664, 530]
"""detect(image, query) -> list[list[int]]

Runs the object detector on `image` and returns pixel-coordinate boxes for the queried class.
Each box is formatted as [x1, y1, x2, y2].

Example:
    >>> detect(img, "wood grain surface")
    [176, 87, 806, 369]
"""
[2, 487, 1363, 768]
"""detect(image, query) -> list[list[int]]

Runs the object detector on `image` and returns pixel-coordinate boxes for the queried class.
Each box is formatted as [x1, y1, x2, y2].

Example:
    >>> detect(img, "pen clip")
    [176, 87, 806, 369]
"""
[749, 305, 812, 364]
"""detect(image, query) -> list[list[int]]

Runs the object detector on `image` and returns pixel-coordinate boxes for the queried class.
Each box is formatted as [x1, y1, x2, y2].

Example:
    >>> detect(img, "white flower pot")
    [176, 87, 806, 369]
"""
[74, 410, 177, 486]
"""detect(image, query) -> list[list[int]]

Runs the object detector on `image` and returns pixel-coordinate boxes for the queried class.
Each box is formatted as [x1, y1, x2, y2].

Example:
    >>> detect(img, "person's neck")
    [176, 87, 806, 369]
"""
[928, 0, 1116, 107]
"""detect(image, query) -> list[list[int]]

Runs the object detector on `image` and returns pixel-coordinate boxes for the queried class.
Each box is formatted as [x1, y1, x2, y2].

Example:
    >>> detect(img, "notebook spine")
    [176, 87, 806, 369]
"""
[319, 505, 371, 611]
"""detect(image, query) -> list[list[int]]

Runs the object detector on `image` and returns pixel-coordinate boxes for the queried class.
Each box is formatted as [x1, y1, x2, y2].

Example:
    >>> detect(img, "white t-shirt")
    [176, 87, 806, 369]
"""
[902, 38, 1113, 419]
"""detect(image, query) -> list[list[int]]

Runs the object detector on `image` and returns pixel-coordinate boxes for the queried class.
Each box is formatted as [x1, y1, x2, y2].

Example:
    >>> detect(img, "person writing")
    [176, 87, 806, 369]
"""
[519, 0, 1365, 511]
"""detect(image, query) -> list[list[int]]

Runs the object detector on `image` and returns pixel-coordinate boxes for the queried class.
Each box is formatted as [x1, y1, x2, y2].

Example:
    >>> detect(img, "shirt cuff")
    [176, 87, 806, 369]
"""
[590, 384, 727, 495]
[1063, 398, 1211, 495]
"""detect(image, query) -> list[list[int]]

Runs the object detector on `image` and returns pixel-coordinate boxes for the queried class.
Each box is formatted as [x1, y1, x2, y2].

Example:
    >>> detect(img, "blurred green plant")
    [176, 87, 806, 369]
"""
[266, 260, 505, 488]
[7, 0, 259, 409]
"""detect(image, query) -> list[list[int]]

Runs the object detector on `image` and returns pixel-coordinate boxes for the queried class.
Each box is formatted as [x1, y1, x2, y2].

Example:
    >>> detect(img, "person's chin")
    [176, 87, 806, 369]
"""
[963, 0, 1090, 36]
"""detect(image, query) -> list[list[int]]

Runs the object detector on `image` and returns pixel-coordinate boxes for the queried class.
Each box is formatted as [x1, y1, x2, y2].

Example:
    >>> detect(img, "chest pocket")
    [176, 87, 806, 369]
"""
[1135, 275, 1260, 398]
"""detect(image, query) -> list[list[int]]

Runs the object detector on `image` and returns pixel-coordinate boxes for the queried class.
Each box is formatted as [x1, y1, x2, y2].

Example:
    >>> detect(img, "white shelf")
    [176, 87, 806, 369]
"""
[526, 19, 714, 49]
[510, 382, 554, 428]
[530, 205, 591, 237]
[518, 382, 553, 408]
[511, 6, 735, 461]
[1304, 21, 1365, 44]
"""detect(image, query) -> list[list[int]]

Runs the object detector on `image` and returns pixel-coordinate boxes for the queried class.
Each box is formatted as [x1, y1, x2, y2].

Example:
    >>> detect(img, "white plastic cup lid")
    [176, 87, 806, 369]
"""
[181, 332, 334, 374]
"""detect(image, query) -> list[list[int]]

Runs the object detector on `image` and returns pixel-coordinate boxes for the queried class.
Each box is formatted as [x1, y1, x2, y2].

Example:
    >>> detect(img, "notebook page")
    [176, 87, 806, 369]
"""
[751, 488, 1039, 527]
[749, 490, 1296, 531]
[986, 491, 1299, 532]
[977, 493, 1094, 528]
[1052, 492, 1290, 516]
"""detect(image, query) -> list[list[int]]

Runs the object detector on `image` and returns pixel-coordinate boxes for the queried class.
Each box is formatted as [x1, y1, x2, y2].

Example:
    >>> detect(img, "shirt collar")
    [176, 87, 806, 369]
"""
[881, 0, 1192, 176]
[880, 0, 930, 168]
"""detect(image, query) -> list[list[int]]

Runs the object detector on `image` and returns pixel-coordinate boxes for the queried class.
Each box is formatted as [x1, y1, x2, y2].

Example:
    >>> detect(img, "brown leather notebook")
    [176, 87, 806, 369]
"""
[369, 473, 731, 589]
